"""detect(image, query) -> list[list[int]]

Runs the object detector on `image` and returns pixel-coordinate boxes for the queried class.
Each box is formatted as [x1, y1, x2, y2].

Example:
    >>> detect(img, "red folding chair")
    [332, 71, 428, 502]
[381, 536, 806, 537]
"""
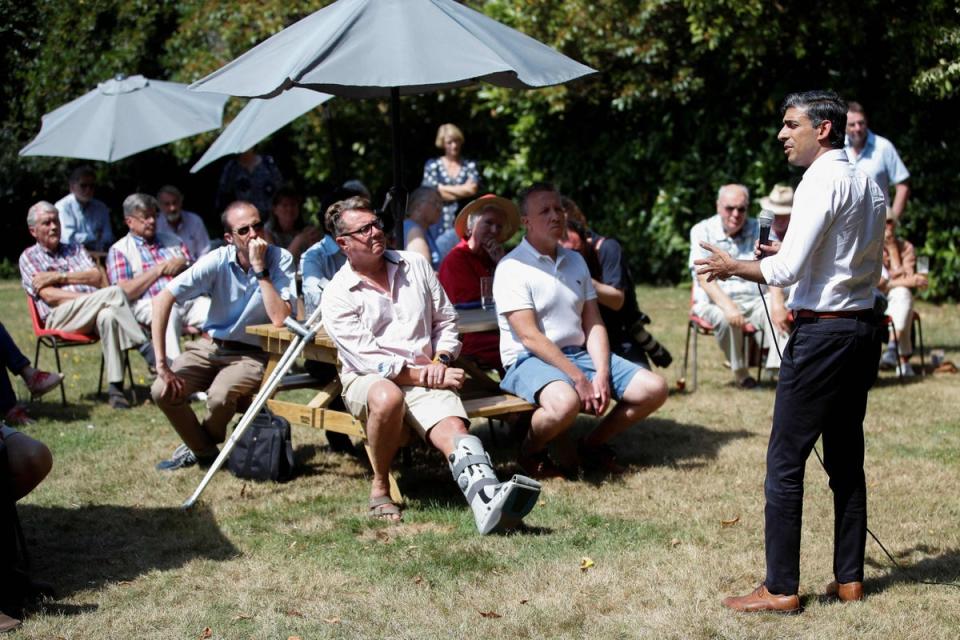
[681, 288, 763, 392]
[25, 294, 136, 405]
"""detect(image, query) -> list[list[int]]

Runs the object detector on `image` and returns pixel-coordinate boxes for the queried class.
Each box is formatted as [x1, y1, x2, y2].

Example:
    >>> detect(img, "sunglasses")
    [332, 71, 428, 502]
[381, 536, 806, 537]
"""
[339, 219, 384, 239]
[232, 221, 265, 236]
[723, 206, 747, 213]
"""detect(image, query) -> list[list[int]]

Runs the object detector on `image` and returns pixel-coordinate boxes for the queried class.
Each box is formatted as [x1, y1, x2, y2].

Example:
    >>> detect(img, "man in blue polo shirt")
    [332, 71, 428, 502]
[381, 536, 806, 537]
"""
[151, 201, 296, 471]
[845, 101, 910, 220]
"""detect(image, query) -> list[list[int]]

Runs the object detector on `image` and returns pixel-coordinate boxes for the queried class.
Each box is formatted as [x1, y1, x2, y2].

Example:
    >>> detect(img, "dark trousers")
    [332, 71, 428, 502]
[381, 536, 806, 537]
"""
[0, 324, 30, 415]
[764, 315, 882, 595]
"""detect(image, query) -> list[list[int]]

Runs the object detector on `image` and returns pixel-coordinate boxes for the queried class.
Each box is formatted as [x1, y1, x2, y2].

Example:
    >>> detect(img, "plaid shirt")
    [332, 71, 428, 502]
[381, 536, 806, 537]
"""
[19, 242, 99, 322]
[106, 234, 191, 301]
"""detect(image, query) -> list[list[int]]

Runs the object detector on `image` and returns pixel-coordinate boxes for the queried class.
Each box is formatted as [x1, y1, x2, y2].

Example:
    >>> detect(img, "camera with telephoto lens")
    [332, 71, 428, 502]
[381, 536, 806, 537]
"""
[631, 311, 673, 369]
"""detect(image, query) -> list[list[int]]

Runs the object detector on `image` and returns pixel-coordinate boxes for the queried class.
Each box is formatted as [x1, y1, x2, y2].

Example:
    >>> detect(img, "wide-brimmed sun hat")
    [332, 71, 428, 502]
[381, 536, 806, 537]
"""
[760, 184, 794, 215]
[454, 194, 521, 242]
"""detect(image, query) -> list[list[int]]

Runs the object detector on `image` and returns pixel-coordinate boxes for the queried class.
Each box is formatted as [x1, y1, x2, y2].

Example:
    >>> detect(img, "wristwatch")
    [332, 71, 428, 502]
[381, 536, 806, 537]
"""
[253, 268, 269, 280]
[434, 353, 452, 365]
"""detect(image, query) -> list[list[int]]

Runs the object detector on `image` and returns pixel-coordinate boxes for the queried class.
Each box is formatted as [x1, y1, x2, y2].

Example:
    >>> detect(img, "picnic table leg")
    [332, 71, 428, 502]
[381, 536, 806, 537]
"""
[363, 442, 404, 504]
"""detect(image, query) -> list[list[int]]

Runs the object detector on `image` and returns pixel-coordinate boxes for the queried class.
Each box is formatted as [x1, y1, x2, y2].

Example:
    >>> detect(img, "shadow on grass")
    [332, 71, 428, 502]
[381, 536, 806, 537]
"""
[293, 443, 367, 480]
[25, 399, 94, 422]
[862, 544, 960, 595]
[611, 416, 755, 470]
[18, 503, 237, 603]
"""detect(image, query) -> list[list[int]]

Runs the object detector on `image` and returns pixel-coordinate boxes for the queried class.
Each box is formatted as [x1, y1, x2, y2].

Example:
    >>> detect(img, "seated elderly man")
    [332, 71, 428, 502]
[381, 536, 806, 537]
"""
[321, 196, 540, 533]
[156, 185, 211, 262]
[437, 194, 520, 370]
[495, 183, 668, 478]
[19, 201, 146, 409]
[55, 165, 114, 252]
[107, 194, 210, 366]
[689, 184, 775, 388]
[877, 208, 926, 376]
[152, 201, 296, 471]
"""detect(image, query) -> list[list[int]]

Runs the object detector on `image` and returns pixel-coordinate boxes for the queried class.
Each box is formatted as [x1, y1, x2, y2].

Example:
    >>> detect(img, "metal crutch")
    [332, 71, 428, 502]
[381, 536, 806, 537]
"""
[182, 305, 324, 509]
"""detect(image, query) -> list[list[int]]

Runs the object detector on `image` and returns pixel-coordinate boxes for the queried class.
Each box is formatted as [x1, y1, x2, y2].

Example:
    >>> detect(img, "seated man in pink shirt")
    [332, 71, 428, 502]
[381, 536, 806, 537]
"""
[320, 196, 540, 534]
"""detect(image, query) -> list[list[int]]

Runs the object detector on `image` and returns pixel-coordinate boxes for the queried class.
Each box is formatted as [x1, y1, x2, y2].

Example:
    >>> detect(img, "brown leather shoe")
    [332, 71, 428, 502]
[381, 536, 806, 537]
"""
[825, 580, 864, 602]
[722, 584, 801, 613]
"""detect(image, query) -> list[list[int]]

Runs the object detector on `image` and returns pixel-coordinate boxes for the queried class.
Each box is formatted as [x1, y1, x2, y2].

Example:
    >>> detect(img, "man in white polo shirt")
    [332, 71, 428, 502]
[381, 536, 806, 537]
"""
[845, 101, 910, 220]
[494, 183, 668, 479]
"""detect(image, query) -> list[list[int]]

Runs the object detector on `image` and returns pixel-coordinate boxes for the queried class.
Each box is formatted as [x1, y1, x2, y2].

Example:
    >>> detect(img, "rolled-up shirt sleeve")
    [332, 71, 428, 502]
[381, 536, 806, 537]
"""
[321, 285, 408, 379]
[760, 183, 832, 288]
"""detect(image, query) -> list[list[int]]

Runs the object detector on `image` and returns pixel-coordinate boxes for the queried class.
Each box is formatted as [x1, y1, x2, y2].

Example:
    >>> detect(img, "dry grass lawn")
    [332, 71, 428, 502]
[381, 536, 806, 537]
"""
[3, 280, 958, 639]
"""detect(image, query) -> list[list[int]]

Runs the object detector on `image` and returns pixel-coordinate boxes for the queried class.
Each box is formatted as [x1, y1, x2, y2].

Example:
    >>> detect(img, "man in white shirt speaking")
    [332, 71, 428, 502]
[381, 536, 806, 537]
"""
[320, 196, 540, 534]
[696, 91, 886, 613]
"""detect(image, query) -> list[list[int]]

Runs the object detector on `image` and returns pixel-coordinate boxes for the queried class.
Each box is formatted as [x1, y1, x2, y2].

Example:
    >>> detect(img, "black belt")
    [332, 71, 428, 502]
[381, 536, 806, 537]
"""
[210, 337, 260, 351]
[795, 309, 874, 320]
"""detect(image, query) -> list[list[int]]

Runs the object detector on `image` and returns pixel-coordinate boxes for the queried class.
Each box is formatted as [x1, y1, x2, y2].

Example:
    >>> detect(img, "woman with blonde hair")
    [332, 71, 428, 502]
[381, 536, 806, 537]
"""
[421, 123, 480, 256]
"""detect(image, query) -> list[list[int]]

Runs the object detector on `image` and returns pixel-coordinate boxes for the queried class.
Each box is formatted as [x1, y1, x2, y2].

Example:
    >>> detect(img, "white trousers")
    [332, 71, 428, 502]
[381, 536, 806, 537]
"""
[693, 293, 786, 375]
[885, 286, 913, 355]
[133, 296, 211, 364]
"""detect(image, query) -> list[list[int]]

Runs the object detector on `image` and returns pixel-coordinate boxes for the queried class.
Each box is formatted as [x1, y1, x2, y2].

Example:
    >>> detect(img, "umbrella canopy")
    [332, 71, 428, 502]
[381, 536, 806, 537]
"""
[20, 74, 229, 162]
[190, 0, 596, 99]
[191, 88, 333, 173]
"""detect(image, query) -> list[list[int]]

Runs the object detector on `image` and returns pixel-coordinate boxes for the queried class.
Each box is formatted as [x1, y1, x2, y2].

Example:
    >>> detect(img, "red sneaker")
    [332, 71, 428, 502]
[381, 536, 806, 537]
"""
[4, 405, 36, 426]
[25, 370, 65, 397]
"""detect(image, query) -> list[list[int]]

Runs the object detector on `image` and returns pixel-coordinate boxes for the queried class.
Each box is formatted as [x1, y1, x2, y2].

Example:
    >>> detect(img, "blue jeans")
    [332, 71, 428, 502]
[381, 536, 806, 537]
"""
[0, 322, 30, 414]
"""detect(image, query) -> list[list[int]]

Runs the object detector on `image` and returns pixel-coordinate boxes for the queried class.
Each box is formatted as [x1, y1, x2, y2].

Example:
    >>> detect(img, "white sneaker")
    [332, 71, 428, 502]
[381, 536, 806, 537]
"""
[189, 391, 208, 402]
[898, 362, 916, 378]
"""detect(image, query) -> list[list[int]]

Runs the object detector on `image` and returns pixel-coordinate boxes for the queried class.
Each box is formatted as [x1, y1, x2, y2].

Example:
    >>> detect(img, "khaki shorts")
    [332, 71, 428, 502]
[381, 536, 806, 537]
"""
[341, 373, 468, 438]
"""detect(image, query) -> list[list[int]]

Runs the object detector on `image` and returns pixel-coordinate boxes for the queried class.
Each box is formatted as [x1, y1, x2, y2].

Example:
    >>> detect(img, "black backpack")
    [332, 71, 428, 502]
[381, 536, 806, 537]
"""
[227, 410, 295, 482]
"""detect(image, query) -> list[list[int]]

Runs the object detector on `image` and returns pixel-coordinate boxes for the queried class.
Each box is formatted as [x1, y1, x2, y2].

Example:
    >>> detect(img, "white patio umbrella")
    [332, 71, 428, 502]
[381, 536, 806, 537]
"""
[190, 88, 334, 173]
[19, 74, 229, 162]
[189, 0, 597, 241]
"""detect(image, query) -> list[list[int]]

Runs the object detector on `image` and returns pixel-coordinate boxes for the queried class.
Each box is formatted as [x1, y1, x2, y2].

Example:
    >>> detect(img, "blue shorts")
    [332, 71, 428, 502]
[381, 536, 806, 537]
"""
[500, 346, 642, 405]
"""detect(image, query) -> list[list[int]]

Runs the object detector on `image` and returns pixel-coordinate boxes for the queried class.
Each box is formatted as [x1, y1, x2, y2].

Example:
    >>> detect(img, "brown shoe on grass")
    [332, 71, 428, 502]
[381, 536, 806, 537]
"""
[722, 583, 801, 613]
[825, 580, 864, 602]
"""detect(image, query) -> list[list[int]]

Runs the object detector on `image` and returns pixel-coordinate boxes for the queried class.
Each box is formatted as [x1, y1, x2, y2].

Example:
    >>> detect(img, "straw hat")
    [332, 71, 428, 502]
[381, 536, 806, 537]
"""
[454, 194, 521, 242]
[759, 184, 794, 215]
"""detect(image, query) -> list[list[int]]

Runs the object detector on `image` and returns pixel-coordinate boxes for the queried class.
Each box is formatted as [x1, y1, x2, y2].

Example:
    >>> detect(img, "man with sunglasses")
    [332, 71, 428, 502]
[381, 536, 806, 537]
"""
[320, 196, 540, 533]
[55, 165, 114, 252]
[151, 201, 296, 471]
[688, 184, 773, 388]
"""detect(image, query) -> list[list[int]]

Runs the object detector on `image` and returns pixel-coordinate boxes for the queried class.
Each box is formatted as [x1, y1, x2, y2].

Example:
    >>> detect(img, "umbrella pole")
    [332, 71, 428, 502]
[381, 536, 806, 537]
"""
[390, 87, 406, 249]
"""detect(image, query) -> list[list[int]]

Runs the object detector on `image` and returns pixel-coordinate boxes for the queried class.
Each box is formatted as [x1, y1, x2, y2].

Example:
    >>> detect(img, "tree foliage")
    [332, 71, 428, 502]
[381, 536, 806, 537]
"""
[2, 0, 959, 296]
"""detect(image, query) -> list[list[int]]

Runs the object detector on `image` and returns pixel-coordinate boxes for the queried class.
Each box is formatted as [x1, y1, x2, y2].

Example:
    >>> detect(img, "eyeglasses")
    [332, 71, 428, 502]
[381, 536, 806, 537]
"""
[338, 219, 384, 239]
[723, 206, 747, 213]
[232, 221, 265, 236]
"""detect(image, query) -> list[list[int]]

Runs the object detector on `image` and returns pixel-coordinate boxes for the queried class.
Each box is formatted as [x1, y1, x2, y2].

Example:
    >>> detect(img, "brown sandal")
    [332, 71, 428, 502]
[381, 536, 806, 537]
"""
[368, 495, 403, 522]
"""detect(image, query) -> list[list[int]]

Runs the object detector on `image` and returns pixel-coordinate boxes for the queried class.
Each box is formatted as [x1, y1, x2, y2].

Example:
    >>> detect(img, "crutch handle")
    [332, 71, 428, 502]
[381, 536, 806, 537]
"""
[283, 317, 310, 338]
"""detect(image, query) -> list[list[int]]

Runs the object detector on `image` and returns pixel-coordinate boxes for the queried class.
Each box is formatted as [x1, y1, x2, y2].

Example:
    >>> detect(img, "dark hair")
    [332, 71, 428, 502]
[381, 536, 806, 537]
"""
[518, 182, 558, 216]
[325, 196, 374, 237]
[564, 218, 601, 279]
[270, 186, 304, 232]
[846, 100, 865, 116]
[69, 165, 95, 184]
[781, 90, 848, 149]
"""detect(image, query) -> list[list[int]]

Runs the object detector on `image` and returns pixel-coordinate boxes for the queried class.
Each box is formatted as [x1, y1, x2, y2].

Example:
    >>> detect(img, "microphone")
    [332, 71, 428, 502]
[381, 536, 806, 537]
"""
[758, 209, 774, 258]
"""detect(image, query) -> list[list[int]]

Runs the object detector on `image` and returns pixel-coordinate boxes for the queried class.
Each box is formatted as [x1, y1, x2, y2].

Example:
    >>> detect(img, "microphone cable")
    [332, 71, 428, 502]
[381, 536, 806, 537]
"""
[757, 282, 959, 590]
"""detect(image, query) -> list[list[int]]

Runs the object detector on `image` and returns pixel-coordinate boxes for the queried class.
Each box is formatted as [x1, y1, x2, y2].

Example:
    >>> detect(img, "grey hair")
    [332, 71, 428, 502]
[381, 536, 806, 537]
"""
[123, 193, 159, 218]
[27, 201, 58, 228]
[717, 184, 750, 202]
[407, 186, 439, 213]
[465, 204, 505, 238]
[221, 200, 259, 232]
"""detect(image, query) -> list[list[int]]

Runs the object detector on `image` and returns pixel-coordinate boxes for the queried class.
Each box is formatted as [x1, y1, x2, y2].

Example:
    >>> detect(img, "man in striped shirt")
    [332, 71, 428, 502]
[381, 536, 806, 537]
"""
[19, 202, 146, 409]
[106, 194, 209, 365]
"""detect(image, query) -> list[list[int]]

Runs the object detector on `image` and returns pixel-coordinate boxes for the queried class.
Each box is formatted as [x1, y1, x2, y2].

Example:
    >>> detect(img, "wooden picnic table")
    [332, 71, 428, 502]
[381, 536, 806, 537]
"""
[245, 306, 532, 502]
